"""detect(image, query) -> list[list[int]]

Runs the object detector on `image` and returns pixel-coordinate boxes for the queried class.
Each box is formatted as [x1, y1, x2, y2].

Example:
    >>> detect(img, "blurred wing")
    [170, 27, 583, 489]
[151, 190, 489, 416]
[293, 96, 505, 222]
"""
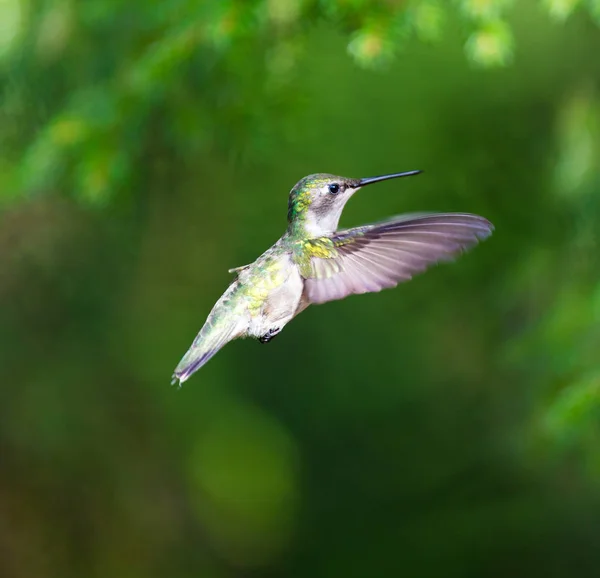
[303, 213, 493, 305]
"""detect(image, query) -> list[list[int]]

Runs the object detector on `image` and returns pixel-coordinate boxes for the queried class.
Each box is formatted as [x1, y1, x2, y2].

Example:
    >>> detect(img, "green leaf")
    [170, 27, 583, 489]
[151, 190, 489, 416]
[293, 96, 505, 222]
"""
[0, 0, 23, 60]
[588, 0, 600, 23]
[409, 0, 446, 42]
[542, 0, 581, 21]
[544, 374, 600, 443]
[457, 0, 514, 21]
[465, 20, 514, 66]
[347, 25, 395, 68]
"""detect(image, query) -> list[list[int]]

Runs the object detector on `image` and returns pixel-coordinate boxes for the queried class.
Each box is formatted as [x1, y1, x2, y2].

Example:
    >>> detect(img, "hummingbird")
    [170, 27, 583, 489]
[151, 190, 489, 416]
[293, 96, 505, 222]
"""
[172, 171, 493, 384]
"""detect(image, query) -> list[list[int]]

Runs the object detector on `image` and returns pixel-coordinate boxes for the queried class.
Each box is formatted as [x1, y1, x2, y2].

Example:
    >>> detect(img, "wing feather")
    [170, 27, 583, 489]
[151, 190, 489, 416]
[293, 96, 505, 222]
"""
[304, 213, 493, 305]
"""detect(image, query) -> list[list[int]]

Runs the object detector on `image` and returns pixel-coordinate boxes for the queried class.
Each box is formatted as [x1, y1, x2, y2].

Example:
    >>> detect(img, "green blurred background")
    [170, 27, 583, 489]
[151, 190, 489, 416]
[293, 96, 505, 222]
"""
[2, 1, 600, 577]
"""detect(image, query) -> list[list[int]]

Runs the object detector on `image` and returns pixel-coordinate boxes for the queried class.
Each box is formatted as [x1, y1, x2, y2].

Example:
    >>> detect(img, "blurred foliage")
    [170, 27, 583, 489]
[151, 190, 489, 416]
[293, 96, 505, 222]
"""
[2, 0, 600, 206]
[2, 1, 600, 577]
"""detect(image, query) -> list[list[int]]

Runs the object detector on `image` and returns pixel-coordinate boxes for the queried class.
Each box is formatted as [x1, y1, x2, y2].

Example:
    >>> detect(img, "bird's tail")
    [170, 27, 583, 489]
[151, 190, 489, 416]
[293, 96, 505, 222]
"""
[171, 315, 245, 386]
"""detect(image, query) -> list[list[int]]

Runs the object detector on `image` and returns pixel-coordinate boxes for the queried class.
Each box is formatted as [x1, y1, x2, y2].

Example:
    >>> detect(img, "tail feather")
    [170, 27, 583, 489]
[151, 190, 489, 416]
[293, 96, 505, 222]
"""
[172, 317, 245, 386]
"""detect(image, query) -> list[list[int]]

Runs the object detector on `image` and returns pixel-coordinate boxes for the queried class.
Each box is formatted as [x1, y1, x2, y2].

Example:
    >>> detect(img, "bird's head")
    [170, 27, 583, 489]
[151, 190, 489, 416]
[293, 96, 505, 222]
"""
[286, 170, 421, 236]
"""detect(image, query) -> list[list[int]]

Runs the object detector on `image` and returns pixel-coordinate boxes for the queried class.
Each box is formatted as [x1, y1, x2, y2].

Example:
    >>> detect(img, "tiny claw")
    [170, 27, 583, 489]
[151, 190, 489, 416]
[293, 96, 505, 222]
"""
[259, 327, 281, 343]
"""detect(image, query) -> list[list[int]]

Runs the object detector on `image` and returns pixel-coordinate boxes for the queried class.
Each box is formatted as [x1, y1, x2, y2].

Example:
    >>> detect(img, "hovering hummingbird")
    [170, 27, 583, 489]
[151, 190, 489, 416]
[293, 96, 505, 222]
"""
[172, 171, 493, 384]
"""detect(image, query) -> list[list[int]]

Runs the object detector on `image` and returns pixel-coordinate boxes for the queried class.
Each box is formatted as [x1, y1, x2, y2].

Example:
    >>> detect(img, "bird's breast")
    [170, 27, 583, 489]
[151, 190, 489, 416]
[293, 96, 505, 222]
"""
[241, 255, 292, 317]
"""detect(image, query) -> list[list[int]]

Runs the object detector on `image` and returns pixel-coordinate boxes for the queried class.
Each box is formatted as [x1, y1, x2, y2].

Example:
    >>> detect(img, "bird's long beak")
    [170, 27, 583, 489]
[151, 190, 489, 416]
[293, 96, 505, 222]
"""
[357, 170, 422, 187]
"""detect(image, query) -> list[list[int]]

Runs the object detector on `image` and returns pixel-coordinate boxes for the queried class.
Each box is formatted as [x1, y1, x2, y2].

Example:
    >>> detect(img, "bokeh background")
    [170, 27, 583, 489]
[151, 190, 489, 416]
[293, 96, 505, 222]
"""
[2, 1, 600, 577]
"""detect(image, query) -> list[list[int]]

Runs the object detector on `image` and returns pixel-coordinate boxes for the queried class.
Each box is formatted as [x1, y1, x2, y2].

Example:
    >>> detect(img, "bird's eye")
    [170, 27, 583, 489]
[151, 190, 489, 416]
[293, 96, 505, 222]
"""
[328, 183, 340, 194]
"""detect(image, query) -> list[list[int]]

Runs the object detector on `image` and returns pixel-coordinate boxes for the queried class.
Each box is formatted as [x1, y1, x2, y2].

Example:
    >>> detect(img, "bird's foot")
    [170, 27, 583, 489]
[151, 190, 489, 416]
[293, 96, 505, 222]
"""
[259, 328, 281, 344]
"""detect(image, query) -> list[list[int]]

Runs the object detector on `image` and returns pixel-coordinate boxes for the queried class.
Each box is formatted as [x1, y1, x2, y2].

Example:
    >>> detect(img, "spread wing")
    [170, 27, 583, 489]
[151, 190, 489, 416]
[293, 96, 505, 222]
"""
[302, 213, 493, 305]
